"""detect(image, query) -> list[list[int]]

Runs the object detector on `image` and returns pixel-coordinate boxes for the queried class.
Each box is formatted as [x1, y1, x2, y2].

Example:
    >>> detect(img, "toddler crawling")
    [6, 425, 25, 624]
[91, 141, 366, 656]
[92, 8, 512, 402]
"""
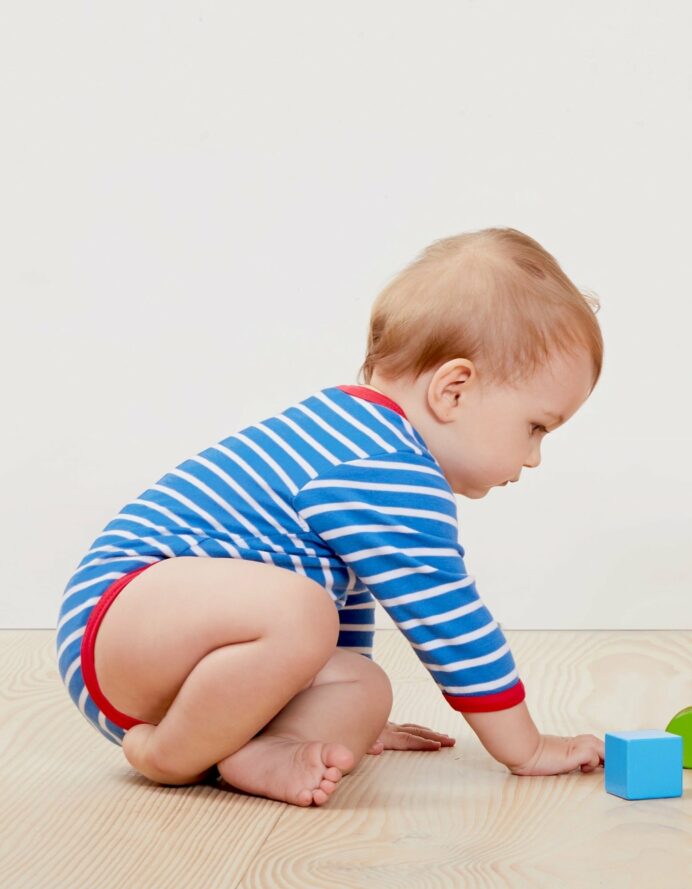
[56, 226, 605, 806]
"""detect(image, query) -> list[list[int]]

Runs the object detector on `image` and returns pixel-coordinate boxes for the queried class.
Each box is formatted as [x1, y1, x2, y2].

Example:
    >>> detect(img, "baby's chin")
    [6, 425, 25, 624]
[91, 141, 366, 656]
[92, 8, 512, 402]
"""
[453, 485, 491, 499]
[446, 472, 497, 498]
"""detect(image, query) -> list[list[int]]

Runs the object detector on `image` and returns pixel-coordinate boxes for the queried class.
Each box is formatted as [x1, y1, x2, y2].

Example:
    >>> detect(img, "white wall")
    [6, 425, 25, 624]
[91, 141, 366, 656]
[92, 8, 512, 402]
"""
[2, 1, 690, 628]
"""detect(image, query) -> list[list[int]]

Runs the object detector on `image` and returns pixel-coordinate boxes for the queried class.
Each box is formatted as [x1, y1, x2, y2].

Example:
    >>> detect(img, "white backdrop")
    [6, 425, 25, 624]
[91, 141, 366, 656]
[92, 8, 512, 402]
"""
[2, 1, 690, 629]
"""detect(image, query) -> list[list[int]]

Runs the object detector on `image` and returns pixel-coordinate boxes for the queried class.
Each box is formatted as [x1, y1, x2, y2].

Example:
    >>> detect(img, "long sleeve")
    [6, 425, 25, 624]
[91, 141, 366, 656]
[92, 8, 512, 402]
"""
[293, 452, 525, 714]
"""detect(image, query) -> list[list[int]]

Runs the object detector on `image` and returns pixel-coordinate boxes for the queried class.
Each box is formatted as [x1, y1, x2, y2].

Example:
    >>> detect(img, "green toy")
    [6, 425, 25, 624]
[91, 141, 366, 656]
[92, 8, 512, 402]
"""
[665, 707, 692, 768]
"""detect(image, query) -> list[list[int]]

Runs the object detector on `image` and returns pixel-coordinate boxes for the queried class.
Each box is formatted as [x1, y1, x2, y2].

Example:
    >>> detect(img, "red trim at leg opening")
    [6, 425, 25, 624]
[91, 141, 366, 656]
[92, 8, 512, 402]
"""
[80, 563, 158, 731]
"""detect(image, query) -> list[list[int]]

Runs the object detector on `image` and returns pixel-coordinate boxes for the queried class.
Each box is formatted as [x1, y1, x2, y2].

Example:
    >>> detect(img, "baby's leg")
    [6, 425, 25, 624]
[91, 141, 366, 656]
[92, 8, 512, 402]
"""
[98, 557, 343, 787]
[216, 648, 393, 804]
[258, 647, 393, 764]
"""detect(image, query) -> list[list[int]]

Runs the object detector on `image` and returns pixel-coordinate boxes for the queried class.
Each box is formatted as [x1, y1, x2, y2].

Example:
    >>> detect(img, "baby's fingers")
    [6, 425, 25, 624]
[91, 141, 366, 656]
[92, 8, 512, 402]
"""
[580, 751, 602, 772]
[392, 731, 443, 750]
[575, 734, 605, 772]
[397, 723, 456, 745]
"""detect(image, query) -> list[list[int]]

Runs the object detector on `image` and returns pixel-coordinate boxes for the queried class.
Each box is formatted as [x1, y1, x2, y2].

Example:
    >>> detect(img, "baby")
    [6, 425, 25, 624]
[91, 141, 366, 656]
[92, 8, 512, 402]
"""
[56, 226, 605, 807]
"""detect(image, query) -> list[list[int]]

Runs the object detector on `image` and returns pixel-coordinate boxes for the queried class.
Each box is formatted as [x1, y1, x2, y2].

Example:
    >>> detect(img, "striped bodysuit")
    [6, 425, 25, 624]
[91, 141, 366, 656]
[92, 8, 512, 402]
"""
[56, 384, 525, 747]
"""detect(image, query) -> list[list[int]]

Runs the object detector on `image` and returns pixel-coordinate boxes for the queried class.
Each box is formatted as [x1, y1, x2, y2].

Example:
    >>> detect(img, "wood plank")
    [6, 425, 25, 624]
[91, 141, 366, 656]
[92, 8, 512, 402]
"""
[240, 629, 692, 888]
[1, 629, 690, 888]
[0, 630, 284, 889]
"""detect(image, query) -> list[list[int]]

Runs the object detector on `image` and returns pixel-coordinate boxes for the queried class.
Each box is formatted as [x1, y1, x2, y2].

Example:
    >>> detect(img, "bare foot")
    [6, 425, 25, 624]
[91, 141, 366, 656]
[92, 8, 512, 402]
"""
[216, 734, 355, 807]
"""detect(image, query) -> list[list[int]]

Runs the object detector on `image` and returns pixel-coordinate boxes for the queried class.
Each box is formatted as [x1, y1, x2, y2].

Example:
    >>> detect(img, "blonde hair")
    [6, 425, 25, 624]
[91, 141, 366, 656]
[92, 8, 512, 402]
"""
[357, 227, 603, 394]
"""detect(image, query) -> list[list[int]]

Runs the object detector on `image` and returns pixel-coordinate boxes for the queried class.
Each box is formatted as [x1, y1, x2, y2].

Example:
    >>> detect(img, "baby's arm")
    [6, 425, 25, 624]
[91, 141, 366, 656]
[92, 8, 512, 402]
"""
[294, 453, 524, 711]
[462, 700, 541, 768]
[464, 703, 605, 776]
[294, 453, 605, 776]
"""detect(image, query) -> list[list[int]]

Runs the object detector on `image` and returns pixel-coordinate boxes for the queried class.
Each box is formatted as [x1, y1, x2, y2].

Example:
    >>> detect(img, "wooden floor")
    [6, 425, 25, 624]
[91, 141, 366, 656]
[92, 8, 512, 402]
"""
[1, 628, 690, 888]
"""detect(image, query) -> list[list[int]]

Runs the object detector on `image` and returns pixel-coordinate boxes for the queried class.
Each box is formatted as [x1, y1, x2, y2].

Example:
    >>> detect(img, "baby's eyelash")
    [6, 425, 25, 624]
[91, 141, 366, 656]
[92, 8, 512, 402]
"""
[532, 425, 548, 434]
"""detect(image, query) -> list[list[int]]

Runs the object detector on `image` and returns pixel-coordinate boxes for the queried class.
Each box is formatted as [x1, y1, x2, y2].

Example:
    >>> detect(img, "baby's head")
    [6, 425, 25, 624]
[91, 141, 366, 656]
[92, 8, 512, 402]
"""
[357, 227, 603, 498]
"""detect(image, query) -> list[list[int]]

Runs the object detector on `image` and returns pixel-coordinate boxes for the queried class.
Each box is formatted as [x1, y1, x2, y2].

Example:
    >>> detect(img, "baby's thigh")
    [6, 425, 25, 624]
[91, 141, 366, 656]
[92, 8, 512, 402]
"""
[94, 556, 338, 724]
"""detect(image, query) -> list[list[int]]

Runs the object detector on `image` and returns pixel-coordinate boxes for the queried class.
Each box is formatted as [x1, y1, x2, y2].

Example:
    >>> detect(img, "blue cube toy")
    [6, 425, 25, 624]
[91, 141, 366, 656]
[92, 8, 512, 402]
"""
[605, 730, 683, 800]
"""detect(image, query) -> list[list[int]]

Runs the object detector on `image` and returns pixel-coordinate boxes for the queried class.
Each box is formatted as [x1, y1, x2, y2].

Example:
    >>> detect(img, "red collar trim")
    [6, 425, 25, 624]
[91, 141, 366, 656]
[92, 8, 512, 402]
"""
[336, 385, 408, 420]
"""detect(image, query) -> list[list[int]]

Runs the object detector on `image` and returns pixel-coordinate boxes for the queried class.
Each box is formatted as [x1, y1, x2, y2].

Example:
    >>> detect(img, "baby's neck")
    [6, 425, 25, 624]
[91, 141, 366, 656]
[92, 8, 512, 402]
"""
[362, 374, 431, 430]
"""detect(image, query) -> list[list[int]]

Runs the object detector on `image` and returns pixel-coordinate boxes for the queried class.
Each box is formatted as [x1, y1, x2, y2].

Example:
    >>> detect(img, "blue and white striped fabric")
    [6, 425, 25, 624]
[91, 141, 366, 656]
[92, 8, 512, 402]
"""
[56, 383, 525, 746]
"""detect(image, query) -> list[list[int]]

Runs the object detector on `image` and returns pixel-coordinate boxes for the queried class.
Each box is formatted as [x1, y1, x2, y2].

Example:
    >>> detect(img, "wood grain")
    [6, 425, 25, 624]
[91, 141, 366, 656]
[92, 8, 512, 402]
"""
[1, 629, 690, 888]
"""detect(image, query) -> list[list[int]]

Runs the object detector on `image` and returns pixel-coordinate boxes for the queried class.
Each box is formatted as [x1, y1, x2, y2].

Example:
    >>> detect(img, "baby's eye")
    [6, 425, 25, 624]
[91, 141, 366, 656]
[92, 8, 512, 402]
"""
[532, 424, 547, 434]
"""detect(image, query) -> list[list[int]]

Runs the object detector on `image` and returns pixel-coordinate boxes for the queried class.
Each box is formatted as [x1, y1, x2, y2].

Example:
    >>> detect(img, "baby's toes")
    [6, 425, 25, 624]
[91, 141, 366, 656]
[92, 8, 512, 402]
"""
[320, 777, 338, 796]
[324, 765, 342, 782]
[322, 742, 355, 774]
[296, 788, 314, 807]
[312, 788, 329, 806]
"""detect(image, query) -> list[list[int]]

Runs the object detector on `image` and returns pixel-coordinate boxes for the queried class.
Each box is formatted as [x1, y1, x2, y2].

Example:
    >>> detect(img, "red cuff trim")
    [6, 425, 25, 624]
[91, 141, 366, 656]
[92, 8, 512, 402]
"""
[80, 563, 158, 730]
[443, 679, 526, 713]
[336, 385, 409, 420]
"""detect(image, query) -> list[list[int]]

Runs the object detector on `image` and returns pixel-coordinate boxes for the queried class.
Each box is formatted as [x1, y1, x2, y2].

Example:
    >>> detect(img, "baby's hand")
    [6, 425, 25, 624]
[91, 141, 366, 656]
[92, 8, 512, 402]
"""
[366, 721, 456, 754]
[509, 733, 605, 777]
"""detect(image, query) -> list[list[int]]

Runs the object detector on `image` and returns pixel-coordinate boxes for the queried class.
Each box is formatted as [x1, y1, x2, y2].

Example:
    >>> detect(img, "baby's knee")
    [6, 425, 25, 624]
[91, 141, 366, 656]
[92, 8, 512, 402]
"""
[311, 647, 370, 682]
[351, 657, 393, 740]
[325, 649, 393, 710]
[365, 658, 393, 712]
